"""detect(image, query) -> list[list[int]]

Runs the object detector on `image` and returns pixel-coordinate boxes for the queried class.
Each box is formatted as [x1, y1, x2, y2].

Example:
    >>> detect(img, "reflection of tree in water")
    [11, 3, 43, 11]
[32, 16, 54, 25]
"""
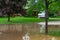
[0, 23, 42, 40]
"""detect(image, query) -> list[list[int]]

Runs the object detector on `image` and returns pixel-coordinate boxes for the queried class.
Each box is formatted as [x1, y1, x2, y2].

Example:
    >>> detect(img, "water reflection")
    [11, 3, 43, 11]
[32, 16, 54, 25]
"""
[0, 23, 40, 40]
[0, 24, 60, 40]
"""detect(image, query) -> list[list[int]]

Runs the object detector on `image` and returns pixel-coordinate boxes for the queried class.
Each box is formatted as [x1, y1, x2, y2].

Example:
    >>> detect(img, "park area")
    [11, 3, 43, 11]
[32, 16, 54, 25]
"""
[0, 0, 60, 40]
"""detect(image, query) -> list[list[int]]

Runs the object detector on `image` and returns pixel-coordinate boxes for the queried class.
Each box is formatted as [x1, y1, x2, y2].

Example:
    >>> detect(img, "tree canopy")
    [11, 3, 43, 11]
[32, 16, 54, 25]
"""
[27, 0, 60, 17]
[0, 0, 27, 21]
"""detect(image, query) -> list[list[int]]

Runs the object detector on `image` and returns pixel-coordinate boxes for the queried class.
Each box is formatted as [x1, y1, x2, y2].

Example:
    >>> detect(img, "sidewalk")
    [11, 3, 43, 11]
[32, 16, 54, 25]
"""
[38, 21, 60, 25]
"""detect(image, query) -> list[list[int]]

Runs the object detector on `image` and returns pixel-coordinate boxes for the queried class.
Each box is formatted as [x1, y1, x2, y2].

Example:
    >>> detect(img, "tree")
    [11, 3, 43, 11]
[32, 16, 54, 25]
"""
[27, 0, 45, 17]
[27, 0, 59, 17]
[0, 0, 27, 22]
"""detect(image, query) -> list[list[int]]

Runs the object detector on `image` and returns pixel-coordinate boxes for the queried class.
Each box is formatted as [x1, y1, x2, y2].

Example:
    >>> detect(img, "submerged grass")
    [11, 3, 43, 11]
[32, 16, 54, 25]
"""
[48, 29, 60, 37]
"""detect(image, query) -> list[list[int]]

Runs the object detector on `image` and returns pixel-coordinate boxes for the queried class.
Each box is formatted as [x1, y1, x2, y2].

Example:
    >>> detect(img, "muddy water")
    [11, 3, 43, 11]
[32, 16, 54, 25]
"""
[0, 24, 23, 40]
[0, 23, 40, 40]
[0, 24, 60, 40]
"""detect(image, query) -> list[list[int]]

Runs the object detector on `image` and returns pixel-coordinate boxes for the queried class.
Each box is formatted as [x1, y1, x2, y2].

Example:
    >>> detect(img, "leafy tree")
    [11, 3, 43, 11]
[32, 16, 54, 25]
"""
[27, 0, 60, 17]
[0, 0, 27, 22]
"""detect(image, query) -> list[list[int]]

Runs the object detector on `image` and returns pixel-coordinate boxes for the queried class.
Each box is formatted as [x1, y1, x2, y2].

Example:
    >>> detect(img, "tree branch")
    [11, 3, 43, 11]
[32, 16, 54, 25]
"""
[48, 0, 58, 5]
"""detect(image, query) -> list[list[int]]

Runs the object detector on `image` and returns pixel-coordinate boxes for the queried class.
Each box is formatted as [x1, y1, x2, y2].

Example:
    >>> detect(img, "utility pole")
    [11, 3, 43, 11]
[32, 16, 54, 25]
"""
[45, 0, 49, 35]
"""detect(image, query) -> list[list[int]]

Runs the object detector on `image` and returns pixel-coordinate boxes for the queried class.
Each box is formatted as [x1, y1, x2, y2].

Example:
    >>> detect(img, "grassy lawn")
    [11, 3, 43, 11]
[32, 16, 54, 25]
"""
[0, 16, 60, 24]
[51, 16, 60, 18]
[0, 17, 45, 24]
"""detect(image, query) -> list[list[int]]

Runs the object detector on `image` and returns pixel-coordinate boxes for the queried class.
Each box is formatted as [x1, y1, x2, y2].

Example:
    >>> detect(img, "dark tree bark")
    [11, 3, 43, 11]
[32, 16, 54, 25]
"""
[45, 0, 49, 35]
[7, 13, 10, 22]
[6, 7, 11, 22]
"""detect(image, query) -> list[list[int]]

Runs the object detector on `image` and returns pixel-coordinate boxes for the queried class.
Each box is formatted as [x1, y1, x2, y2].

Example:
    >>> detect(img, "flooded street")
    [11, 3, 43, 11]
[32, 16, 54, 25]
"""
[0, 23, 60, 40]
[0, 32, 22, 40]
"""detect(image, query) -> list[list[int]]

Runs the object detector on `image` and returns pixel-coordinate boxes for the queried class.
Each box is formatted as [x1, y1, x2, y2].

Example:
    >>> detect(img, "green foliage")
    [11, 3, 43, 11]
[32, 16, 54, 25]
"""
[49, 1, 60, 14]
[27, 0, 45, 17]
[27, 0, 60, 17]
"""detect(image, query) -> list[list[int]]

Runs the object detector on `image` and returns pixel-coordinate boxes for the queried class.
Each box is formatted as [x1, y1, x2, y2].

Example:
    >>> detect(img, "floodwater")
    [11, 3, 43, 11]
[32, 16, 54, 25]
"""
[0, 23, 60, 40]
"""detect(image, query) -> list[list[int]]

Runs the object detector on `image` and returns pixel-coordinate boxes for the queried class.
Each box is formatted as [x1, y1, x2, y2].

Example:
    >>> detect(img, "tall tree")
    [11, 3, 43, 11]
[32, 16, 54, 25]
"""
[0, 0, 27, 22]
[27, 0, 59, 17]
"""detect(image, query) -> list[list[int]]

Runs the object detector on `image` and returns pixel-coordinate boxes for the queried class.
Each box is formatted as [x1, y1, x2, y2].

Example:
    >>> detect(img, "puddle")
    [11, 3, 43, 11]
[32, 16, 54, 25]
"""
[0, 23, 60, 40]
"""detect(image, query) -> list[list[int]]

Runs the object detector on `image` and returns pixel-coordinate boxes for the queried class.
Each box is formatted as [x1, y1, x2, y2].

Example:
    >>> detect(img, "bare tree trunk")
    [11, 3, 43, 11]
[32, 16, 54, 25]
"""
[45, 0, 49, 35]
[8, 13, 10, 22]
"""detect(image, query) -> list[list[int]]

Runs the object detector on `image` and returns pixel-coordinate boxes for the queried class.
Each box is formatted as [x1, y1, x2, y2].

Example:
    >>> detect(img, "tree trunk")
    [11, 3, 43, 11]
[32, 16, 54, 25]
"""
[8, 13, 10, 22]
[45, 0, 49, 35]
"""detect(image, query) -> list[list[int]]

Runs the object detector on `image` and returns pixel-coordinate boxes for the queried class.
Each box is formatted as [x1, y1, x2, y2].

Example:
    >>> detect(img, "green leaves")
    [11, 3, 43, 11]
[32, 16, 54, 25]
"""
[49, 0, 60, 13]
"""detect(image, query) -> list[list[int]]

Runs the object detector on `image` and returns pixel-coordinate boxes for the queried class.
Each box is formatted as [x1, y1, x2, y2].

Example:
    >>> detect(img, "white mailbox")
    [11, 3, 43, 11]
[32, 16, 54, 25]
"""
[38, 11, 45, 18]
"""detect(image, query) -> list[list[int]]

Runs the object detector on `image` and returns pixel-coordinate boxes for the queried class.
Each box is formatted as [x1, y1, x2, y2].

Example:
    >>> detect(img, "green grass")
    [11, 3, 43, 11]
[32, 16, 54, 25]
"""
[51, 16, 60, 18]
[0, 16, 60, 24]
[0, 17, 45, 24]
